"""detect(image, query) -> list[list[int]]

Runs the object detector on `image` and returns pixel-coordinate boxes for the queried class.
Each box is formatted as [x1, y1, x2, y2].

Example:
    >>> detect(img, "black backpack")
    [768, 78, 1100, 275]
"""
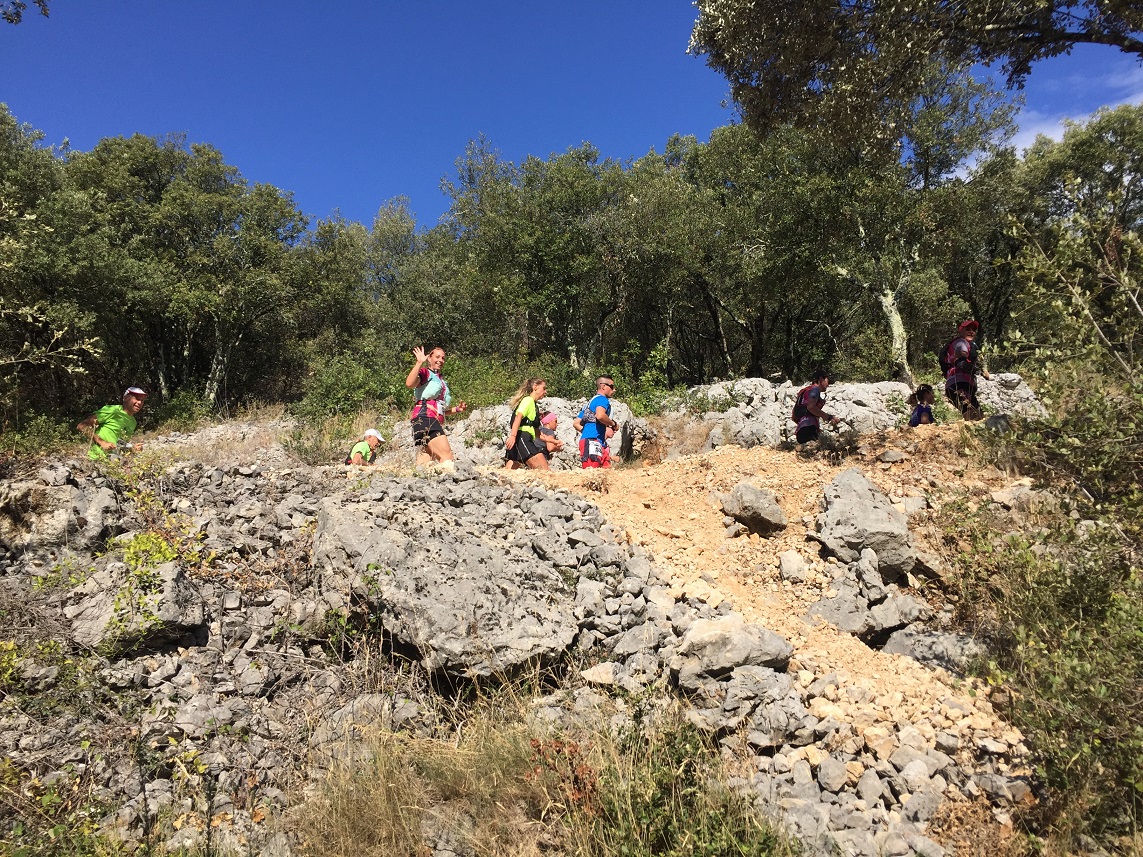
[791, 385, 814, 420]
[938, 340, 957, 375]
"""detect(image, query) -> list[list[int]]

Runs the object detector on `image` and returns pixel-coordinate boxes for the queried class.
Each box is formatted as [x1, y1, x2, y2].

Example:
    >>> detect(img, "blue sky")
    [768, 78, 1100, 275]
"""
[1, 2, 1139, 229]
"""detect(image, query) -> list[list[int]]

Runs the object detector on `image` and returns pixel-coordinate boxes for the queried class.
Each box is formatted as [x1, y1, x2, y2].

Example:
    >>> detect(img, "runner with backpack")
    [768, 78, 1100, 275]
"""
[405, 345, 467, 469]
[940, 320, 990, 420]
[504, 377, 550, 470]
[576, 375, 618, 468]
[792, 369, 840, 443]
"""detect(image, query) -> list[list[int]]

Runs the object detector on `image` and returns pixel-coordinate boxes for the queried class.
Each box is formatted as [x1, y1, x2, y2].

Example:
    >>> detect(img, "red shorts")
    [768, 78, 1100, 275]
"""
[579, 438, 611, 469]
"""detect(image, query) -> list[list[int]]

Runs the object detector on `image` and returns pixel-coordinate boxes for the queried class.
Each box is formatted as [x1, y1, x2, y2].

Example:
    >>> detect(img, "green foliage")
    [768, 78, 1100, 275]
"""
[690, 0, 1135, 141]
[283, 413, 358, 467]
[833, 328, 893, 382]
[120, 531, 178, 575]
[428, 354, 523, 411]
[297, 683, 790, 857]
[929, 388, 958, 424]
[294, 352, 406, 419]
[560, 720, 791, 857]
[0, 412, 75, 460]
[949, 500, 1143, 846]
[991, 378, 1143, 521]
[968, 310, 1143, 846]
[149, 389, 213, 432]
[1, 1, 50, 25]
[609, 338, 673, 417]
[0, 755, 124, 857]
[0, 639, 19, 692]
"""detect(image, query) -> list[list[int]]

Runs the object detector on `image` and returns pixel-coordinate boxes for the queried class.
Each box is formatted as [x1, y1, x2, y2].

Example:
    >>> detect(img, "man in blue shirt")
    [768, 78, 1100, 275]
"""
[577, 375, 618, 469]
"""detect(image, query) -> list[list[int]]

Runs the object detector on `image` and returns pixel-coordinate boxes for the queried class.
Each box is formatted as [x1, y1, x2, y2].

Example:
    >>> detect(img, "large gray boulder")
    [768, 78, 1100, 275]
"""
[671, 612, 792, 688]
[686, 665, 808, 750]
[816, 469, 916, 581]
[976, 373, 1046, 417]
[65, 560, 205, 655]
[311, 484, 582, 679]
[722, 482, 788, 535]
[882, 628, 985, 673]
[0, 473, 120, 554]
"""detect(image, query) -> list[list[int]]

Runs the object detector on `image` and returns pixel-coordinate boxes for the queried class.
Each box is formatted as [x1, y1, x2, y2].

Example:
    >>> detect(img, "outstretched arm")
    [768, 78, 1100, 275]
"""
[406, 346, 427, 389]
[806, 397, 839, 425]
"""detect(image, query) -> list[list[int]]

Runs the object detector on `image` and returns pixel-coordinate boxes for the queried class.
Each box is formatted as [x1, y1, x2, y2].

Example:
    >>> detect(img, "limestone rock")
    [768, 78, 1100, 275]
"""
[817, 469, 916, 581]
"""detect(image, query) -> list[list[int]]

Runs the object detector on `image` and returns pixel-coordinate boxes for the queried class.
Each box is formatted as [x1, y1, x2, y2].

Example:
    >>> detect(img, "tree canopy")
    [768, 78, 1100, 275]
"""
[1, 0, 48, 24]
[689, 0, 1143, 137]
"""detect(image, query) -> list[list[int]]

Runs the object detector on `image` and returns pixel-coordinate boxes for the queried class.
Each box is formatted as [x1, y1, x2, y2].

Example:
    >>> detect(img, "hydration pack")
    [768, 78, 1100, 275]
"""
[414, 369, 451, 408]
[791, 385, 815, 421]
[939, 338, 977, 377]
[938, 340, 957, 376]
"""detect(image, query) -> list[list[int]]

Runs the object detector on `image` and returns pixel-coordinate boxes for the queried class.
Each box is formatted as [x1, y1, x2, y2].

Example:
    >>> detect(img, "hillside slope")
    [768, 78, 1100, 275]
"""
[0, 415, 1040, 856]
[526, 422, 1032, 852]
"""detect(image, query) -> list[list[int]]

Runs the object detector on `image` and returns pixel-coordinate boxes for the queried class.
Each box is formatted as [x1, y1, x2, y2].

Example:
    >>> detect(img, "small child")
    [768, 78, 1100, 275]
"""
[538, 412, 563, 458]
[908, 384, 935, 427]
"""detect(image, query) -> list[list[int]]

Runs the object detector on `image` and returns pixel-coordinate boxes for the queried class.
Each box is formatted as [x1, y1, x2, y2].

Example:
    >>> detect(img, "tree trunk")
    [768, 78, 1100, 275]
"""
[697, 279, 733, 377]
[878, 284, 915, 386]
[205, 322, 240, 407]
[154, 334, 171, 400]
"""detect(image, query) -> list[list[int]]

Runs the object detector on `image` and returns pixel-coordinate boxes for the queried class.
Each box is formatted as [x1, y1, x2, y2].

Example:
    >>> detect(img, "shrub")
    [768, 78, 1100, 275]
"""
[950, 508, 1143, 848]
[966, 369, 1143, 849]
[148, 389, 214, 432]
[295, 352, 407, 420]
[295, 686, 792, 857]
[0, 412, 75, 461]
[557, 716, 793, 857]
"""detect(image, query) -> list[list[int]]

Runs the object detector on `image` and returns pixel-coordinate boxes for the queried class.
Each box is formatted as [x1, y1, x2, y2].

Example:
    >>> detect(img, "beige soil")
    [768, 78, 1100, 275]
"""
[539, 424, 1007, 702]
[510, 421, 1032, 846]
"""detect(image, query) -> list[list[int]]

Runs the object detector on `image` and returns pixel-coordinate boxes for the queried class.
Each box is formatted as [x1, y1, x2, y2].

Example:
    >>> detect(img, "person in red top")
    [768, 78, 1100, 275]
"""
[943, 320, 990, 420]
[794, 369, 840, 444]
[405, 345, 467, 468]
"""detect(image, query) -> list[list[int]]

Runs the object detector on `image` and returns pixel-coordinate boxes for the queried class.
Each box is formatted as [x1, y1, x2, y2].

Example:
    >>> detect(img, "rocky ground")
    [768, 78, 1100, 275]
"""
[0, 379, 1051, 856]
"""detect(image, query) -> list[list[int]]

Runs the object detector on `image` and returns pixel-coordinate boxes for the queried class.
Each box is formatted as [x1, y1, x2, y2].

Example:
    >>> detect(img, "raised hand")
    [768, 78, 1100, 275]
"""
[412, 346, 427, 364]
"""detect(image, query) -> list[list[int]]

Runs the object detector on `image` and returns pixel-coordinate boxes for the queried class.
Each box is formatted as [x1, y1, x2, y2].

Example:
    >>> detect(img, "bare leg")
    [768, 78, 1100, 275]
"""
[427, 434, 454, 462]
[524, 452, 550, 470]
[415, 449, 432, 467]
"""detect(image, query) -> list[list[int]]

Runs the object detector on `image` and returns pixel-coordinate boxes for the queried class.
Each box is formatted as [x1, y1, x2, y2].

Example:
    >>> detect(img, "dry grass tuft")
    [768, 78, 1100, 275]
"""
[645, 413, 715, 460]
[293, 685, 794, 857]
[293, 690, 553, 857]
[171, 423, 289, 467]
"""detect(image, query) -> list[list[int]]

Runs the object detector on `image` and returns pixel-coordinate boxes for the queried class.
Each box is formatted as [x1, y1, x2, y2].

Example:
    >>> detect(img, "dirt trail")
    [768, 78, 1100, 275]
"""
[530, 424, 1027, 765]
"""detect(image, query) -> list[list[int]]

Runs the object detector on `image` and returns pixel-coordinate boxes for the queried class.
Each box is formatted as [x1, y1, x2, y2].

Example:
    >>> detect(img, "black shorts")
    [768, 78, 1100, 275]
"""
[506, 432, 545, 463]
[945, 382, 980, 415]
[411, 414, 445, 447]
[796, 425, 820, 444]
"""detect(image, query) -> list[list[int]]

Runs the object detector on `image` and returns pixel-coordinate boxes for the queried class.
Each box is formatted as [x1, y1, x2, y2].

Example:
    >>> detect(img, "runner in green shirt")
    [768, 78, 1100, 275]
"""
[346, 428, 384, 465]
[77, 387, 147, 460]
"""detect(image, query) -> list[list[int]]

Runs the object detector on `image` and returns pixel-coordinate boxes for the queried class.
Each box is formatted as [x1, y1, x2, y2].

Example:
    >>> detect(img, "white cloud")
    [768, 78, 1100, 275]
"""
[1011, 56, 1143, 154]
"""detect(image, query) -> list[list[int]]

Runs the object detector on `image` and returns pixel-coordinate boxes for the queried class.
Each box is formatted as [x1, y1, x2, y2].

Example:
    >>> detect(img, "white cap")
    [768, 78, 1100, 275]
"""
[123, 387, 147, 398]
[364, 428, 384, 441]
